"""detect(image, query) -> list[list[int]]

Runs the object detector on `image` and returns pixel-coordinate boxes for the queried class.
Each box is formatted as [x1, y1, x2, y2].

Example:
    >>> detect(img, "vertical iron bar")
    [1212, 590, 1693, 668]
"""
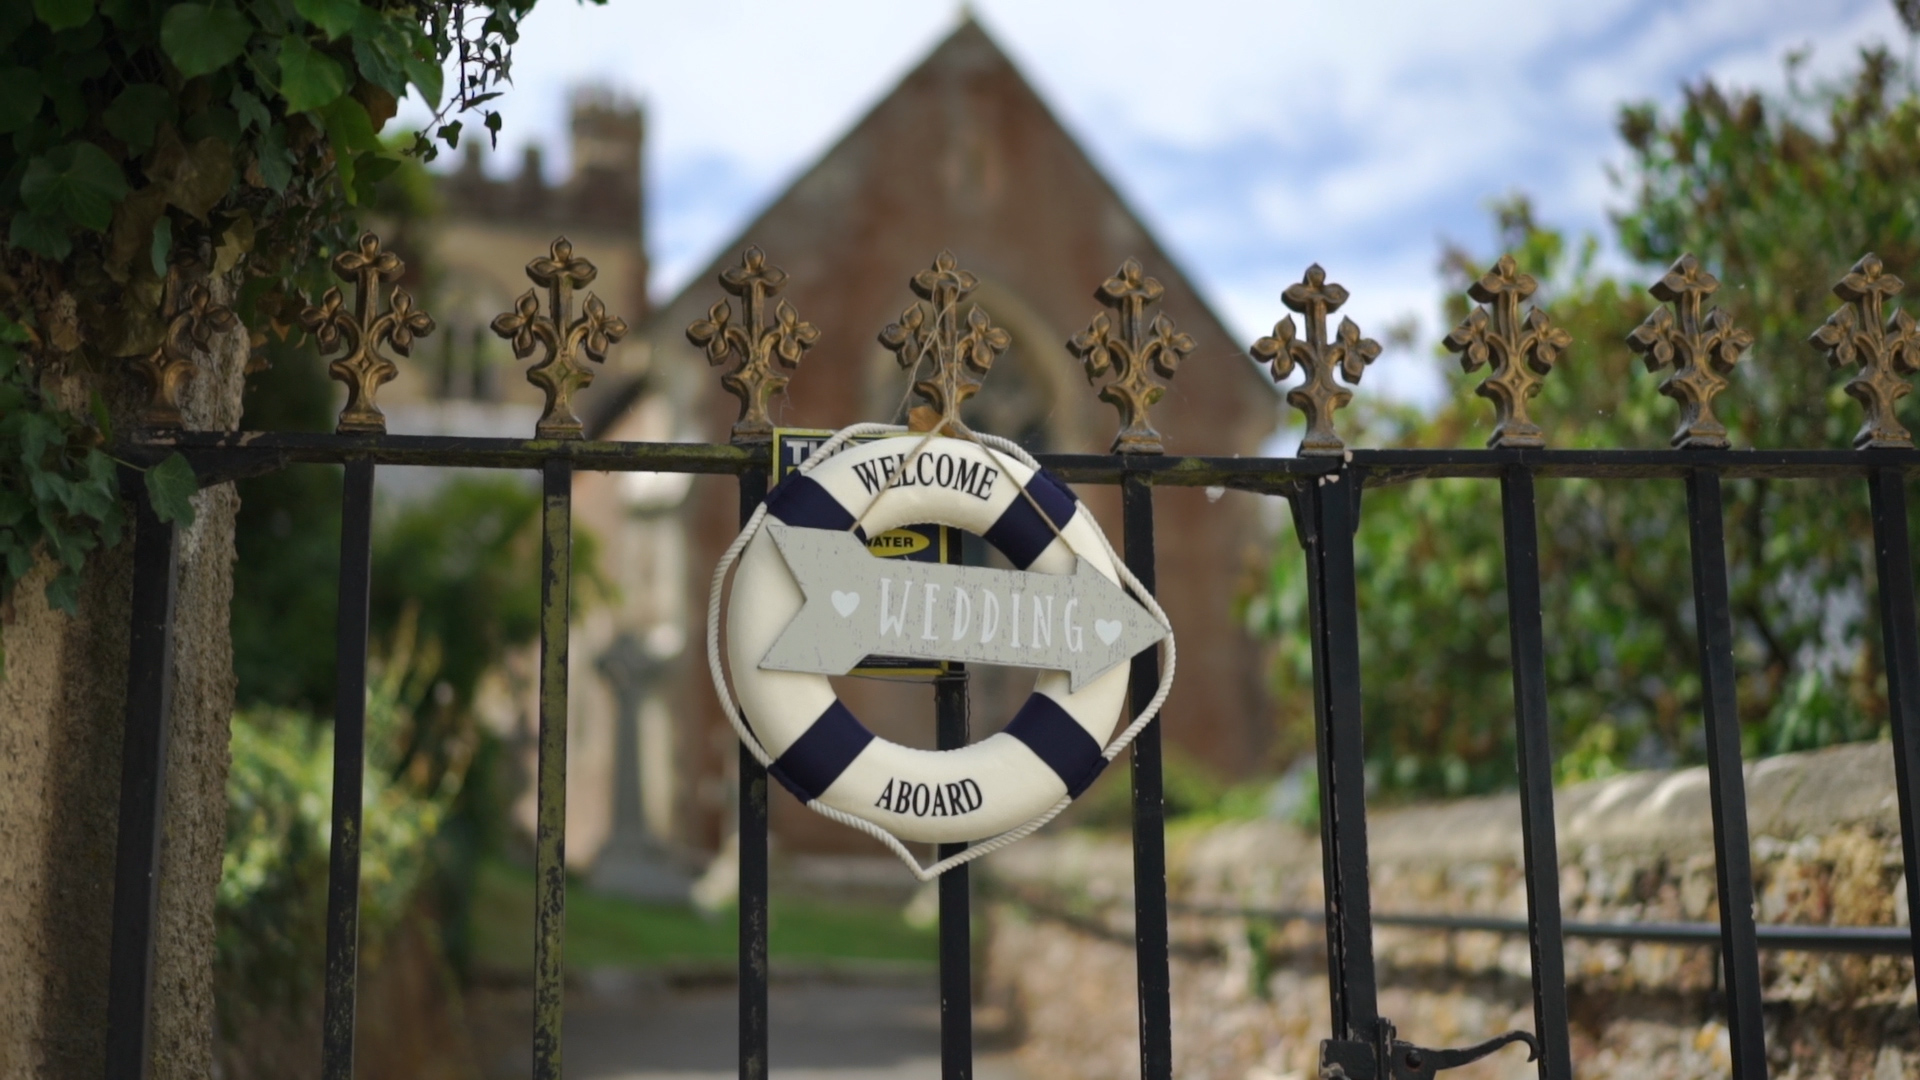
[738, 465, 770, 1080]
[321, 457, 376, 1080]
[1497, 466, 1573, 1080]
[1867, 466, 1920, 1010]
[1289, 492, 1346, 1038]
[1683, 468, 1768, 1079]
[1122, 471, 1172, 1080]
[936, 650, 973, 1080]
[532, 458, 573, 1080]
[1306, 474, 1378, 1043]
[103, 484, 181, 1080]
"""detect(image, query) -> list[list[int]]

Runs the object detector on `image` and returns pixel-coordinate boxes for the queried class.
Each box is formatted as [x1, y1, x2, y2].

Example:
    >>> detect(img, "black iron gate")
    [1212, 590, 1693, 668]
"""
[101, 236, 1920, 1080]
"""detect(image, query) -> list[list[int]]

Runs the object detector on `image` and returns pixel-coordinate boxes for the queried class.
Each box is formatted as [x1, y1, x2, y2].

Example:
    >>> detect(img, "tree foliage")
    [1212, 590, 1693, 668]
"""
[1249, 45, 1920, 798]
[0, 0, 588, 630]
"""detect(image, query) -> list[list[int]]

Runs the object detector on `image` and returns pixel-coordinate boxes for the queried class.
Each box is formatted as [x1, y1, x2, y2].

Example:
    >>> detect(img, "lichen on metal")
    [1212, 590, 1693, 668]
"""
[878, 250, 1011, 432]
[1809, 253, 1920, 449]
[1442, 254, 1570, 449]
[1251, 264, 1380, 457]
[1627, 254, 1753, 449]
[1069, 258, 1195, 454]
[132, 271, 238, 431]
[300, 232, 435, 436]
[492, 237, 629, 440]
[685, 246, 820, 444]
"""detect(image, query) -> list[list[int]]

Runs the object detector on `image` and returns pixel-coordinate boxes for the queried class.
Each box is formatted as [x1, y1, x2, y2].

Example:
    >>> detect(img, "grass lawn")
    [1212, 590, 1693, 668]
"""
[469, 859, 937, 972]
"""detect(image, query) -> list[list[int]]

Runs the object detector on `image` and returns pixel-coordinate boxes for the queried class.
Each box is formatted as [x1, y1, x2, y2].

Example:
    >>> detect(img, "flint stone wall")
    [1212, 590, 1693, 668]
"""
[982, 741, 1918, 1080]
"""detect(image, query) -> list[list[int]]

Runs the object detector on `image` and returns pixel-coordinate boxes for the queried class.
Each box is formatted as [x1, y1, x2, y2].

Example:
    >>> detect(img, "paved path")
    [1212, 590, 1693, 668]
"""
[476, 975, 1027, 1080]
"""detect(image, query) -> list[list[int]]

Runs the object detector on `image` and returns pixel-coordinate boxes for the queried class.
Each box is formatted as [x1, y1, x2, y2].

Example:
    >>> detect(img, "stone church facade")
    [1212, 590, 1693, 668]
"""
[413, 18, 1280, 873]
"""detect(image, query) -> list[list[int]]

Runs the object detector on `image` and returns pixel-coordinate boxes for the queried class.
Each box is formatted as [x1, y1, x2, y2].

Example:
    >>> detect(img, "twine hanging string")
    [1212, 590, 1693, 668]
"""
[705, 304, 1177, 882]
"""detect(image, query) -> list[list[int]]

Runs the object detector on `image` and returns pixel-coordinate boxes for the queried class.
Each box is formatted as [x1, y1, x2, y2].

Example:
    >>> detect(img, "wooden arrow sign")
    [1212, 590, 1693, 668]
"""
[759, 523, 1166, 691]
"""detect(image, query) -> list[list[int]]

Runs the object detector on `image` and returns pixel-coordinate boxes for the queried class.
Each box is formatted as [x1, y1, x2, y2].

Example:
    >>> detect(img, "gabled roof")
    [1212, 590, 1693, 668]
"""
[596, 15, 1274, 456]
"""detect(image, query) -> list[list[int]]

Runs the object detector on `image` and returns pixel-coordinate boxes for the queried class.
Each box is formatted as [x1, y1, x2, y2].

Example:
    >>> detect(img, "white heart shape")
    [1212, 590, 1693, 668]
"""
[1095, 619, 1122, 646]
[831, 590, 861, 617]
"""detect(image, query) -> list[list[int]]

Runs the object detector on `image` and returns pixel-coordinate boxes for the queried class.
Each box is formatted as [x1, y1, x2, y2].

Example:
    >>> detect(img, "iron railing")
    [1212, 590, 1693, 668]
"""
[99, 236, 1920, 1080]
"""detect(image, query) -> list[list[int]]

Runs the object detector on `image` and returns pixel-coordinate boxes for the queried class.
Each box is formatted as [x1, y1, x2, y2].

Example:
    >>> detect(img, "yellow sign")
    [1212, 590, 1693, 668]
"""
[867, 529, 932, 558]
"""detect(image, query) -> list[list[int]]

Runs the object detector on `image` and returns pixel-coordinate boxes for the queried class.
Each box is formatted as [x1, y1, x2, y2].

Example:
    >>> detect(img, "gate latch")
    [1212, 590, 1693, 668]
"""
[1319, 1019, 1539, 1079]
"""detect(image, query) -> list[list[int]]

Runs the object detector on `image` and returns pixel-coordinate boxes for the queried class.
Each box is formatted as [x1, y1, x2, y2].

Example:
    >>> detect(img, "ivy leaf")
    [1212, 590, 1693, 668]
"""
[43, 569, 81, 615]
[104, 83, 175, 155]
[7, 211, 70, 259]
[292, 0, 359, 40]
[144, 452, 197, 527]
[278, 35, 346, 112]
[319, 94, 375, 196]
[0, 67, 44, 133]
[150, 214, 172, 276]
[253, 123, 291, 192]
[351, 28, 406, 99]
[230, 87, 268, 132]
[33, 0, 94, 32]
[21, 142, 128, 232]
[403, 48, 441, 109]
[0, 5, 34, 51]
[146, 134, 232, 221]
[160, 3, 252, 79]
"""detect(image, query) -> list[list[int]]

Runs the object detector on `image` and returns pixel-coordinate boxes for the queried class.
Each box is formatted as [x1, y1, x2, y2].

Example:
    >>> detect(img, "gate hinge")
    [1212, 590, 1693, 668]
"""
[1319, 1019, 1538, 1080]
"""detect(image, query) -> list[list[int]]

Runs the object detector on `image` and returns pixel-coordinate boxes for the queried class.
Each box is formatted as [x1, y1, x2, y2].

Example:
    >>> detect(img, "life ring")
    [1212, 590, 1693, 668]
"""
[708, 426, 1174, 877]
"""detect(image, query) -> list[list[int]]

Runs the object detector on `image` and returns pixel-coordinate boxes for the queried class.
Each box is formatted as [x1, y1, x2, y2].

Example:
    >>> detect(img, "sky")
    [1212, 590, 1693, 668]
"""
[409, 0, 1913, 407]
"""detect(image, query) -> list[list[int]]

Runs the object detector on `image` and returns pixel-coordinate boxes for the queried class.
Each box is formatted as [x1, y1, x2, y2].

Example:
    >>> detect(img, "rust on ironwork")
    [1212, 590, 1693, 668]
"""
[1442, 254, 1570, 449]
[1251, 264, 1380, 457]
[1810, 253, 1920, 449]
[879, 250, 1011, 433]
[1069, 257, 1195, 454]
[685, 246, 820, 444]
[492, 237, 629, 440]
[300, 232, 435, 435]
[1626, 254, 1753, 449]
[132, 272, 238, 431]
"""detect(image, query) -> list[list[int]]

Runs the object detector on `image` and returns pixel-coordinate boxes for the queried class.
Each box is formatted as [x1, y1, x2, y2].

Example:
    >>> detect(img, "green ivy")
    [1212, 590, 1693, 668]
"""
[0, 313, 195, 674]
[0, 0, 589, 673]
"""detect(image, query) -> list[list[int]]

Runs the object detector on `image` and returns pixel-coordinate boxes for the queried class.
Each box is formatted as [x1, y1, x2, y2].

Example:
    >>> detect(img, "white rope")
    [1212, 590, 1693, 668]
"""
[706, 423, 1177, 881]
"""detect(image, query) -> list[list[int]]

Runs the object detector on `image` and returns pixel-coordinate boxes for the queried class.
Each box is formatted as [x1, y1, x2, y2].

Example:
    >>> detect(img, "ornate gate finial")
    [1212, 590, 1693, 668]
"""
[1442, 254, 1570, 449]
[300, 233, 434, 435]
[132, 272, 237, 431]
[1070, 258, 1195, 454]
[686, 246, 819, 444]
[1809, 253, 1920, 449]
[1627, 254, 1753, 449]
[491, 237, 628, 440]
[879, 251, 1010, 433]
[1251, 264, 1380, 456]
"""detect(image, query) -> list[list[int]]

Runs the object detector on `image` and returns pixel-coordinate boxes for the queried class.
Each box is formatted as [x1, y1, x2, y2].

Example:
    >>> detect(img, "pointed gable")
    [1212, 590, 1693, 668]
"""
[624, 16, 1274, 457]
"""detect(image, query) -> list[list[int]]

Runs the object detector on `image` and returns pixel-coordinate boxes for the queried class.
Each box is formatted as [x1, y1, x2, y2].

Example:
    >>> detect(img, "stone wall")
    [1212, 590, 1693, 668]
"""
[982, 742, 1918, 1080]
[0, 277, 245, 1079]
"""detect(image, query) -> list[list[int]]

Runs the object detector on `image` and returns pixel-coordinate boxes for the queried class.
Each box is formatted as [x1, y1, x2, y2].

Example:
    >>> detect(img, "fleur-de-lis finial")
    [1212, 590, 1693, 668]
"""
[1809, 253, 1920, 449]
[878, 251, 1010, 432]
[1069, 258, 1195, 454]
[1626, 254, 1753, 448]
[685, 246, 819, 443]
[131, 272, 238, 430]
[491, 237, 628, 440]
[1250, 264, 1380, 456]
[1442, 254, 1571, 448]
[299, 232, 434, 435]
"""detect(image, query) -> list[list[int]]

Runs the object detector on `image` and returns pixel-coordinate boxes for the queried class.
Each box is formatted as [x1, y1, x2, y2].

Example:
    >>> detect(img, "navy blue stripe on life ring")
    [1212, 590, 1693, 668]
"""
[769, 699, 874, 803]
[1002, 692, 1106, 797]
[982, 471, 1079, 570]
[766, 475, 867, 540]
